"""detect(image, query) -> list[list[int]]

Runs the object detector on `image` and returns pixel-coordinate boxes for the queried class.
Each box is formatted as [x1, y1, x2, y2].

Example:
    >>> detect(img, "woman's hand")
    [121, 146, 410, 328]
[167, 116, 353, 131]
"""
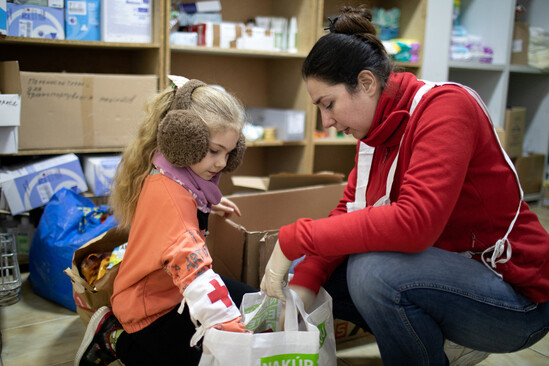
[260, 240, 292, 302]
[212, 197, 241, 218]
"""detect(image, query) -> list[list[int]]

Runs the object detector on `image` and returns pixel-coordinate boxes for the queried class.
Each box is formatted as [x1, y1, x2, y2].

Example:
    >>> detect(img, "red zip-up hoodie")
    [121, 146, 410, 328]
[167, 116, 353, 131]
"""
[280, 72, 549, 303]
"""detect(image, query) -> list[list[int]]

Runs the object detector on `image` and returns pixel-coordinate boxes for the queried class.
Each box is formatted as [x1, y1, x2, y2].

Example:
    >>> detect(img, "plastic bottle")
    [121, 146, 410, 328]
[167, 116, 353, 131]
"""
[16, 216, 35, 256]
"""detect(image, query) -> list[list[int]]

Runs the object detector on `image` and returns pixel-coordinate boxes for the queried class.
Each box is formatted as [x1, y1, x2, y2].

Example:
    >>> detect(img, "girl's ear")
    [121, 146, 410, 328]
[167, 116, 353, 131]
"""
[357, 70, 377, 96]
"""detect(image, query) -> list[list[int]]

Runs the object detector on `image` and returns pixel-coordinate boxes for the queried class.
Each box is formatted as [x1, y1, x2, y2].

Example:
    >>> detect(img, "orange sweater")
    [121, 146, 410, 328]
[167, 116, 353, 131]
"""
[111, 174, 216, 333]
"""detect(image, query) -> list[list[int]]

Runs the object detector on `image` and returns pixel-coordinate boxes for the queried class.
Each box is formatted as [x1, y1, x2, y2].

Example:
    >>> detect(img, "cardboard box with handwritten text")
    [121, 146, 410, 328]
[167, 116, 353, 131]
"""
[18, 71, 157, 150]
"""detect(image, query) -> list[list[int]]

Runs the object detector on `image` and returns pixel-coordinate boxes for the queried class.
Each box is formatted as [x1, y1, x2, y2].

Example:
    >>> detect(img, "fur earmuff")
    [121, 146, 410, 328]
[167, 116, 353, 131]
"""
[157, 79, 210, 167]
[223, 133, 246, 172]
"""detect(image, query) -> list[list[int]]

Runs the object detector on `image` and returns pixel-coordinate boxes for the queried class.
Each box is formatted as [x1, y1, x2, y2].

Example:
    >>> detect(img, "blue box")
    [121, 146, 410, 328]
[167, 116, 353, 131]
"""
[0, 153, 87, 215]
[82, 155, 121, 196]
[7, 3, 64, 39]
[0, 0, 7, 35]
[65, 0, 100, 41]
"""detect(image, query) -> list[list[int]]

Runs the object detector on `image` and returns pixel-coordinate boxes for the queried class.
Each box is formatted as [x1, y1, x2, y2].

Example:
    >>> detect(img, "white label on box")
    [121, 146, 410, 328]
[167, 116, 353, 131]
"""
[68, 1, 87, 15]
[0, 94, 21, 126]
[512, 39, 523, 53]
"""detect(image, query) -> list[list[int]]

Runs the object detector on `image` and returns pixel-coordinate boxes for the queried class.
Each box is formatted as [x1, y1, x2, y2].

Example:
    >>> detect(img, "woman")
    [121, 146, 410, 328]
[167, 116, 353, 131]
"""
[261, 5, 549, 366]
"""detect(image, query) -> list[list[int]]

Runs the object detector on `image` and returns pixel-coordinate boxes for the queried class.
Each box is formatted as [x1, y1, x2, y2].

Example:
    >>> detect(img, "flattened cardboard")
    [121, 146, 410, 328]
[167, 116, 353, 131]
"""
[231, 172, 345, 192]
[206, 183, 346, 288]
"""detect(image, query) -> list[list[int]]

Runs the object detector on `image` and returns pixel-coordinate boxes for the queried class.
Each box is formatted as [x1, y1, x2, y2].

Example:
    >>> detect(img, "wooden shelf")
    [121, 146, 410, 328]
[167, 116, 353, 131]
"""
[170, 45, 308, 59]
[0, 36, 161, 49]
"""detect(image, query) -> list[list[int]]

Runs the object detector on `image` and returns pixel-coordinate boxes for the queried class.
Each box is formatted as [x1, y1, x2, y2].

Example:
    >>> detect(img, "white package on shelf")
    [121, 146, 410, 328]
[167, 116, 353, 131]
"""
[101, 0, 152, 43]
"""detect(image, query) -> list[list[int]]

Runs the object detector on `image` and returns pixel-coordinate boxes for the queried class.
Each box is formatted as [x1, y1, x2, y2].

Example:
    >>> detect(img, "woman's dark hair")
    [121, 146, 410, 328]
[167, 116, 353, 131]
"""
[302, 5, 393, 92]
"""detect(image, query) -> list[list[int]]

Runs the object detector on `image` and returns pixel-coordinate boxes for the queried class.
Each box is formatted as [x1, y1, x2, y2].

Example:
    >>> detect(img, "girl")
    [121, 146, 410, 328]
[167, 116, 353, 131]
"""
[261, 5, 549, 366]
[75, 76, 253, 366]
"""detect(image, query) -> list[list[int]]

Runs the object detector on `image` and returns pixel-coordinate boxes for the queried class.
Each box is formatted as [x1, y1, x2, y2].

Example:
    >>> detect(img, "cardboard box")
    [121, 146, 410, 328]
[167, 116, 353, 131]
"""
[101, 0, 152, 43]
[0, 153, 88, 215]
[503, 107, 526, 159]
[18, 71, 157, 150]
[515, 153, 546, 195]
[65, 0, 100, 41]
[206, 183, 346, 288]
[246, 108, 306, 142]
[231, 172, 345, 192]
[7, 3, 64, 39]
[511, 22, 529, 65]
[334, 319, 371, 344]
[0, 61, 22, 127]
[0, 61, 22, 154]
[82, 155, 121, 196]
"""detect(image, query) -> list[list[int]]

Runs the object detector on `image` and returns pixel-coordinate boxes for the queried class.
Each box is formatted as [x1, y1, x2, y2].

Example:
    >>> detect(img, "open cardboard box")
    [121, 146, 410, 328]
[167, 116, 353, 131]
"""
[206, 182, 346, 288]
[230, 172, 345, 193]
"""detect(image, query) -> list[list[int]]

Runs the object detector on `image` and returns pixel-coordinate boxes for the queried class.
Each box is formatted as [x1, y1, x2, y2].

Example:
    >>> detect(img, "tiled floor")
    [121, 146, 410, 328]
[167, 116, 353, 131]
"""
[1, 205, 549, 366]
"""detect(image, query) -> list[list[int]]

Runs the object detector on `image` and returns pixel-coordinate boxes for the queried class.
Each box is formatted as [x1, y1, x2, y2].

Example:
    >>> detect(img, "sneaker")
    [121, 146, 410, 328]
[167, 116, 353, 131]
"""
[74, 306, 122, 366]
[444, 340, 490, 366]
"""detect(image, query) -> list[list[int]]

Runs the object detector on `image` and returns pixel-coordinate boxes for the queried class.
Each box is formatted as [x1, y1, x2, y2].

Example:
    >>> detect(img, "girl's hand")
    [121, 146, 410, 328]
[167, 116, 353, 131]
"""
[212, 197, 242, 218]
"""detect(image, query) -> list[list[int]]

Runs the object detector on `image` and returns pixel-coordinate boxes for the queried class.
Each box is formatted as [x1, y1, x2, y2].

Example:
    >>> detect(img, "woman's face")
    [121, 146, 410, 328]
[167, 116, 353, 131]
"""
[306, 71, 380, 140]
[190, 129, 239, 181]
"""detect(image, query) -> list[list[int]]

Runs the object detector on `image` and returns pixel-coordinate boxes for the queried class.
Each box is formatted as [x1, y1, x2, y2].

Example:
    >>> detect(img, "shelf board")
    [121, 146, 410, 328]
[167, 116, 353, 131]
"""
[449, 61, 506, 71]
[3, 147, 125, 156]
[510, 64, 548, 74]
[394, 61, 422, 69]
[0, 36, 161, 49]
[245, 140, 306, 147]
[170, 45, 308, 59]
[314, 138, 357, 146]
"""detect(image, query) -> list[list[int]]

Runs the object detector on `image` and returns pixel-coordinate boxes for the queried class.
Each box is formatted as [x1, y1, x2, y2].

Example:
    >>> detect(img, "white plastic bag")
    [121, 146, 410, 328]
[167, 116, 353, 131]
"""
[199, 288, 336, 365]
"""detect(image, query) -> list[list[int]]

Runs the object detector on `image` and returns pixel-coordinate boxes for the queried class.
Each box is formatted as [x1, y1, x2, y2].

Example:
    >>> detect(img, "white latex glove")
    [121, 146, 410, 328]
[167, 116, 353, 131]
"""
[260, 240, 292, 302]
[277, 285, 317, 331]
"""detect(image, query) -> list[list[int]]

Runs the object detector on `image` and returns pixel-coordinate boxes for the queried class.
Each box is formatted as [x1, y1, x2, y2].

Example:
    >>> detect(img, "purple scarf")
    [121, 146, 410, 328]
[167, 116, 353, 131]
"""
[152, 152, 222, 213]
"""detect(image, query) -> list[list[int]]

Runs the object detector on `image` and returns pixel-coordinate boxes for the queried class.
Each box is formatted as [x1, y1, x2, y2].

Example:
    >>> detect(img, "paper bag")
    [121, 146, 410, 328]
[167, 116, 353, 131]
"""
[64, 227, 129, 325]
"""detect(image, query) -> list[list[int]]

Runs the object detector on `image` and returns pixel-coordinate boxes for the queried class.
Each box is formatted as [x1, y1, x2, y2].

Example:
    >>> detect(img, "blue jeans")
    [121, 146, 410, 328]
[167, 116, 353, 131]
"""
[323, 247, 549, 366]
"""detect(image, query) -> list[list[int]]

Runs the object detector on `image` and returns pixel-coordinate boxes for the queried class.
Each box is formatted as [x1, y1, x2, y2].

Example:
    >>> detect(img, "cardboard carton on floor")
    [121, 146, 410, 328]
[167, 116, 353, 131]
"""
[206, 182, 346, 288]
[18, 71, 157, 150]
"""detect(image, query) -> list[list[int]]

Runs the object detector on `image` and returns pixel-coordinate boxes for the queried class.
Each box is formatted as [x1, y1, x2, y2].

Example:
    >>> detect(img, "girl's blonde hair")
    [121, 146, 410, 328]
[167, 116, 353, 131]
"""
[109, 84, 246, 229]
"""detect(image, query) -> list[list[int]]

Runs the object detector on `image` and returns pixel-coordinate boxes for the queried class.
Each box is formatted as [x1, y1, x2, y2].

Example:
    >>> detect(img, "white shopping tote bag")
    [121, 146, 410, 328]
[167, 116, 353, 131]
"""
[199, 288, 336, 365]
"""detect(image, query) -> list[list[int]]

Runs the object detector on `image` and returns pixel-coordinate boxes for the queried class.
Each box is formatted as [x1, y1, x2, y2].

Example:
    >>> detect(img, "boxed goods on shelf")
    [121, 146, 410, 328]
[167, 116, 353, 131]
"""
[101, 0, 152, 43]
[206, 182, 345, 288]
[17, 70, 157, 150]
[65, 0, 100, 41]
[0, 153, 87, 215]
[82, 155, 121, 197]
[6, 3, 65, 39]
[515, 153, 545, 195]
[503, 107, 526, 159]
[0, 0, 6, 35]
[0, 61, 21, 154]
[511, 22, 530, 65]
[246, 108, 306, 142]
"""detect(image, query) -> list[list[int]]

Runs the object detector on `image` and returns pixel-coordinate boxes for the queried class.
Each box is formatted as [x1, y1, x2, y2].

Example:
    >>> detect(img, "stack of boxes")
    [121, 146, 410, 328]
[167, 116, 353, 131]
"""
[170, 1, 298, 53]
[4, 0, 152, 42]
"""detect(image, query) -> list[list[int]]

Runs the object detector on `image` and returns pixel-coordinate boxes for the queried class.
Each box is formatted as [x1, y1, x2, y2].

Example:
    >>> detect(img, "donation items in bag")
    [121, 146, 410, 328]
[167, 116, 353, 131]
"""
[28, 188, 118, 312]
[199, 287, 336, 366]
[64, 227, 129, 325]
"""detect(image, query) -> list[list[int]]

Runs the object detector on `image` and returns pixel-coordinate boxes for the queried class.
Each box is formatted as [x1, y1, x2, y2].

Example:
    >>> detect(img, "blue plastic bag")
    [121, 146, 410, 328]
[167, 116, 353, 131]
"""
[28, 188, 118, 311]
